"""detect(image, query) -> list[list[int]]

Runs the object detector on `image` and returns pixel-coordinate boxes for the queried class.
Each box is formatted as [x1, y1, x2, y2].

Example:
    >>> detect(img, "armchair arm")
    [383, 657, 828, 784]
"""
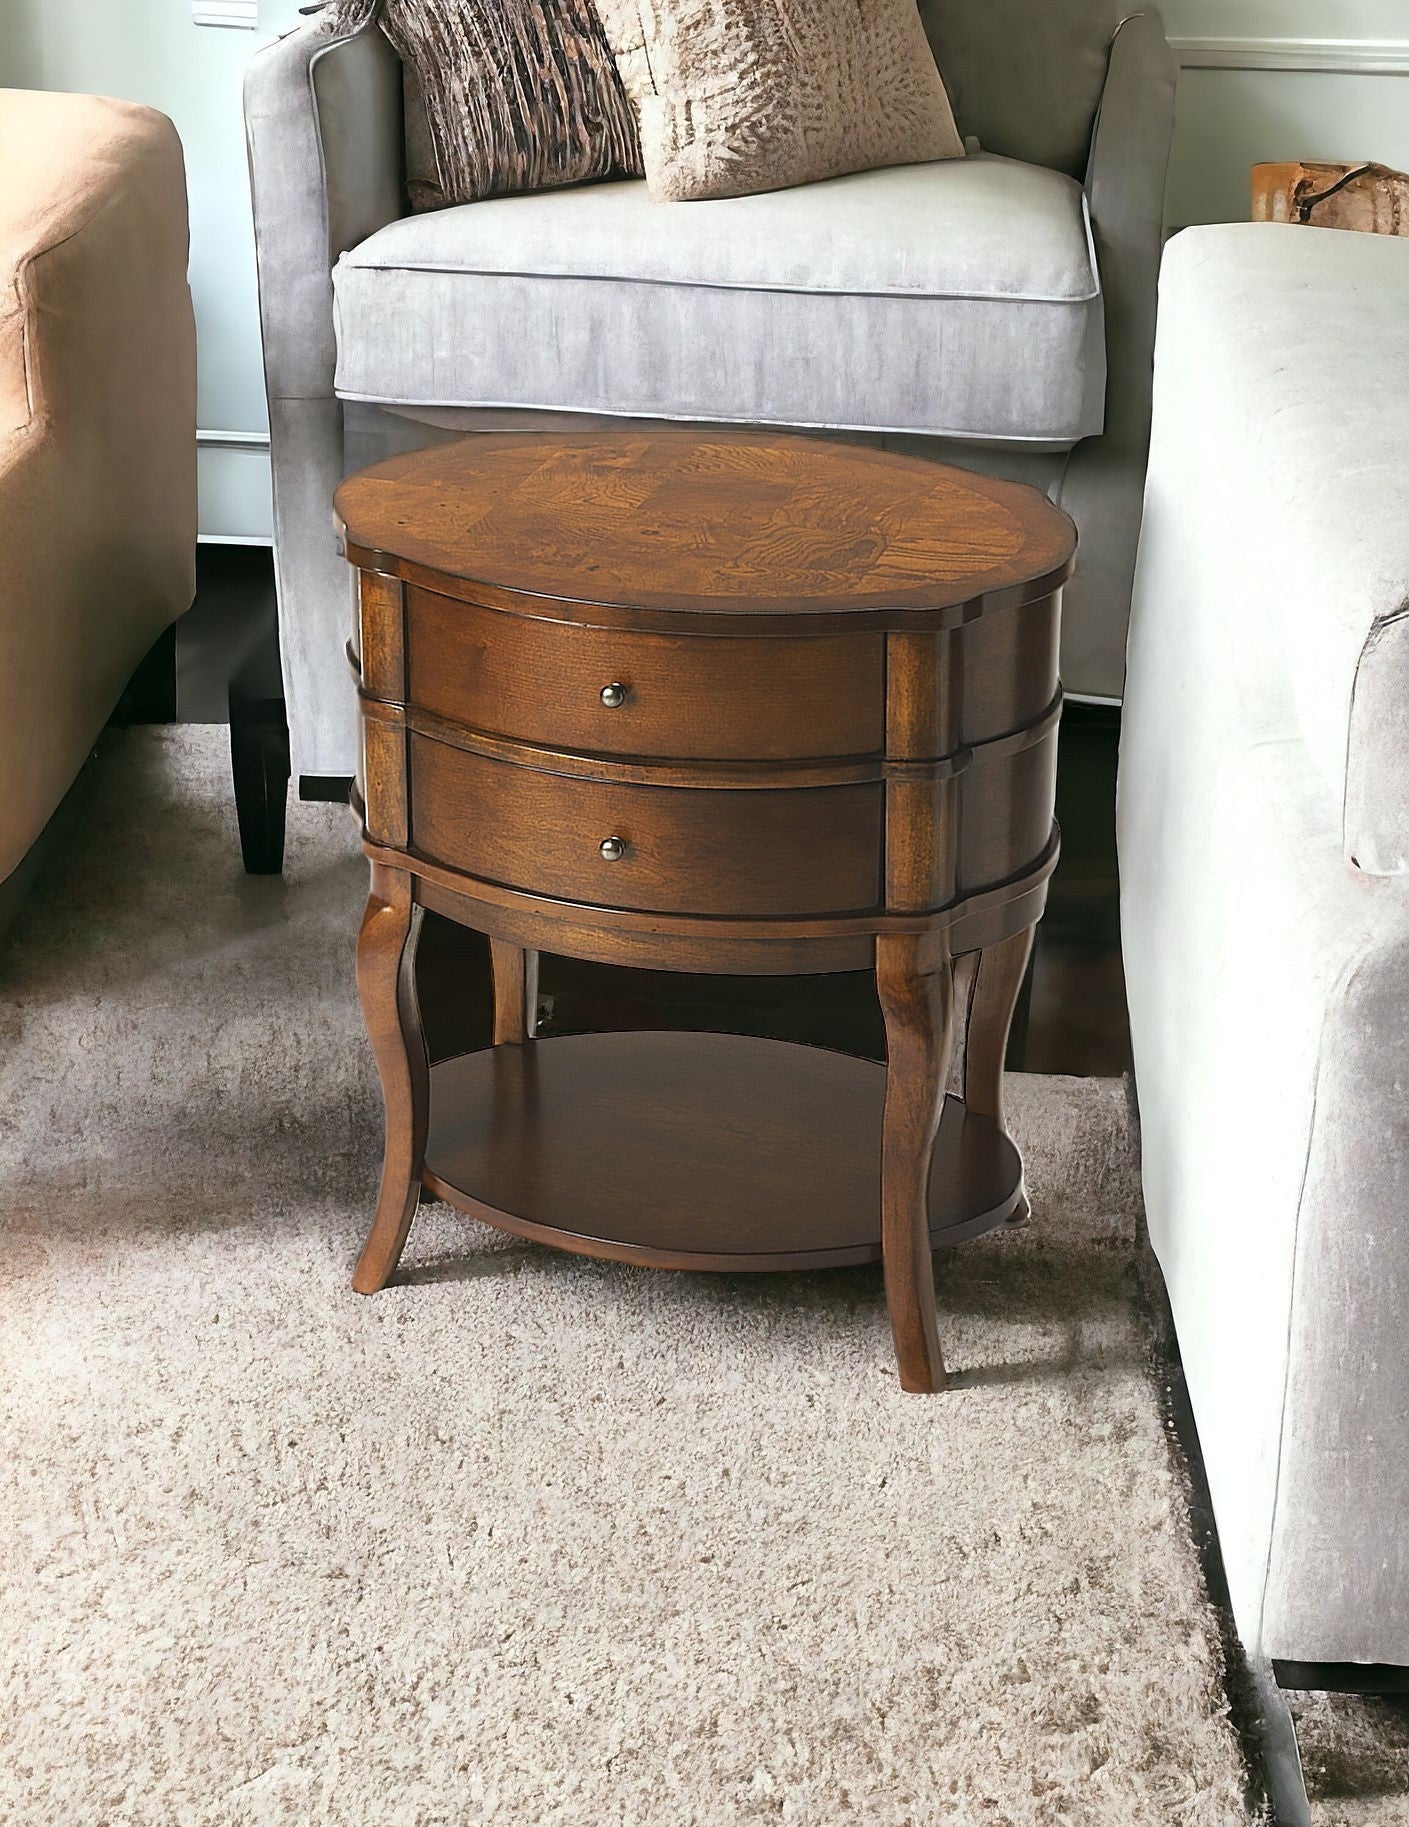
[244, 19, 402, 779]
[1084, 10, 1177, 454]
[0, 91, 195, 878]
[244, 17, 403, 404]
[1055, 9, 1177, 696]
[1145, 225, 1409, 877]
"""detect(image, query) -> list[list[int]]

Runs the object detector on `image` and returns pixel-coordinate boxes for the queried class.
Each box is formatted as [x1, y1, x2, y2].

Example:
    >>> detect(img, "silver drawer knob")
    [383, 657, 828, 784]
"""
[600, 682, 627, 708]
[599, 836, 627, 862]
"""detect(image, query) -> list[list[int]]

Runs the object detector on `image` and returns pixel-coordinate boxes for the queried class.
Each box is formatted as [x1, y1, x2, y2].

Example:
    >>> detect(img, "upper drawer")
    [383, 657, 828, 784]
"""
[404, 588, 884, 762]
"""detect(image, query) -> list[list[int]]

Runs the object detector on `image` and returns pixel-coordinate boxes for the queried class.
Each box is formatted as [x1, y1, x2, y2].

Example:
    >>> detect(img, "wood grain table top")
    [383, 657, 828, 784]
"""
[334, 427, 1076, 627]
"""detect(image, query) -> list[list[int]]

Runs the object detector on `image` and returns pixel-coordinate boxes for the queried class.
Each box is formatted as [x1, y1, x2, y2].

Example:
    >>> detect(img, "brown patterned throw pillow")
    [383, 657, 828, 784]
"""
[591, 0, 964, 202]
[321, 0, 642, 210]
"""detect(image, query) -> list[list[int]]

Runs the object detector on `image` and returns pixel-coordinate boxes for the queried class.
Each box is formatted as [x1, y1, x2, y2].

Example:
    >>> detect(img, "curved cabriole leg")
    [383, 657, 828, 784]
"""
[353, 864, 427, 1294]
[876, 933, 955, 1394]
[963, 925, 1035, 1223]
[489, 940, 539, 1045]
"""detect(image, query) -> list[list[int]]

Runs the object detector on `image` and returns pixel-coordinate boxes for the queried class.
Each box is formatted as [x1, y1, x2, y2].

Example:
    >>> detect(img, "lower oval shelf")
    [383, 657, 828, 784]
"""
[422, 1030, 1023, 1272]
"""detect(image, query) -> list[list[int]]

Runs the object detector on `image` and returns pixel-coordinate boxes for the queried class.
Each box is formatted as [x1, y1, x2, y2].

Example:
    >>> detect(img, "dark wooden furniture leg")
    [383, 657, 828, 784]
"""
[353, 864, 427, 1294]
[228, 656, 290, 877]
[876, 933, 954, 1393]
[489, 939, 539, 1045]
[963, 926, 1034, 1223]
[962, 926, 1035, 1128]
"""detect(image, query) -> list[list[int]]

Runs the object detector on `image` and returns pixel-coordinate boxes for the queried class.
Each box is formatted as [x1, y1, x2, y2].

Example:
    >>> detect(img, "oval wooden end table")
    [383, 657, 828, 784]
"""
[335, 430, 1074, 1394]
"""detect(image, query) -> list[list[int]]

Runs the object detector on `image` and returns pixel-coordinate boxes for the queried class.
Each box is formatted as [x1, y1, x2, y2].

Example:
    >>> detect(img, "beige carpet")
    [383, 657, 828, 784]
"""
[1292, 1694, 1409, 1826]
[0, 723, 1358, 1826]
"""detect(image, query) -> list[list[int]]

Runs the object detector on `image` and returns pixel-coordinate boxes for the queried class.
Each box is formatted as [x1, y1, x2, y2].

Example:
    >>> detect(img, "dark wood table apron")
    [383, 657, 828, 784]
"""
[336, 430, 1074, 1393]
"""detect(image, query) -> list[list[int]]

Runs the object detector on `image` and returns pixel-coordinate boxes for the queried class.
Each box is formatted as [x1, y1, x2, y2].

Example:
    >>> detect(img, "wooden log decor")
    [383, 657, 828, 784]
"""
[1252, 161, 1409, 237]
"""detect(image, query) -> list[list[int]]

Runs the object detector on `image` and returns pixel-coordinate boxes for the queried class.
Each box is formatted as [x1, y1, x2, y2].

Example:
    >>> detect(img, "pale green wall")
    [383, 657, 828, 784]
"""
[3, 0, 1406, 537]
[1170, 68, 1409, 226]
[1164, 0, 1409, 35]
[1161, 0, 1409, 227]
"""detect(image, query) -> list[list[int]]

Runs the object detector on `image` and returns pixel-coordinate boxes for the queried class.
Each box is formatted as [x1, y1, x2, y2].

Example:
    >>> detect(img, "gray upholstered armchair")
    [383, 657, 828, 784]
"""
[1120, 222, 1409, 1819]
[245, 3, 1175, 801]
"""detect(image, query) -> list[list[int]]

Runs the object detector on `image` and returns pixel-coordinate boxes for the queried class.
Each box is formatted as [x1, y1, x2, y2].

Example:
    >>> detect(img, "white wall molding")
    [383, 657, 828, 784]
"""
[1170, 36, 1409, 75]
[193, 1, 258, 27]
[197, 428, 272, 450]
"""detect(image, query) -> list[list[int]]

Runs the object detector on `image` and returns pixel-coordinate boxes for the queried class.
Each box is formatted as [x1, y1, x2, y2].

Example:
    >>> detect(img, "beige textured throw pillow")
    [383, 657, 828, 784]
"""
[321, 0, 641, 210]
[592, 0, 964, 202]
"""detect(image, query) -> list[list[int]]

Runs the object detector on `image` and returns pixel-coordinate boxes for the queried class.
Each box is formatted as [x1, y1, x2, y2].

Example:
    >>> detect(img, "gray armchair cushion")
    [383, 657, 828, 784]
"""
[332, 152, 1105, 443]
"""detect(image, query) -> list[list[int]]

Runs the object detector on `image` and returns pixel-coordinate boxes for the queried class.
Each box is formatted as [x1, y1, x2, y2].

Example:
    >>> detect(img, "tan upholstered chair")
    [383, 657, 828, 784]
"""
[0, 89, 196, 908]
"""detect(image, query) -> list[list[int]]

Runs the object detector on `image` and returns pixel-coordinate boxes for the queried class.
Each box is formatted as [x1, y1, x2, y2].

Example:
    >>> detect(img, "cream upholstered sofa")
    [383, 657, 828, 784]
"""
[1120, 223, 1409, 1816]
[0, 89, 196, 902]
[245, 2, 1176, 813]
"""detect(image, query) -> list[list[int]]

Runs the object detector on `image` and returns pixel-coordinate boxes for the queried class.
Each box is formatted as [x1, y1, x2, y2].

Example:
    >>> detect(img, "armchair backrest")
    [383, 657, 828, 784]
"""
[388, 2, 1156, 197]
[920, 0, 1146, 178]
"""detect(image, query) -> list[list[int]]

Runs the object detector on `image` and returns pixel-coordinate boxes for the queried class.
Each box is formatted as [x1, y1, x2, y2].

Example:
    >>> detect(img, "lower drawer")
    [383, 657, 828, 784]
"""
[408, 736, 883, 917]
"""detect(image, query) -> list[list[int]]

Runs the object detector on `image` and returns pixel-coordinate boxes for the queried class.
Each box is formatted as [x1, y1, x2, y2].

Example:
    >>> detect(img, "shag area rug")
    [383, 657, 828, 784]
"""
[0, 727, 1392, 1825]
